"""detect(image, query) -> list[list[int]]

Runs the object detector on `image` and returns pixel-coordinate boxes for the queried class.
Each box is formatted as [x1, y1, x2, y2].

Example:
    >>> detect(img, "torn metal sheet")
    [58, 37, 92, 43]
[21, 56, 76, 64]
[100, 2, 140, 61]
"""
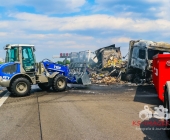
[68, 51, 96, 85]
[131, 40, 170, 51]
[70, 50, 97, 66]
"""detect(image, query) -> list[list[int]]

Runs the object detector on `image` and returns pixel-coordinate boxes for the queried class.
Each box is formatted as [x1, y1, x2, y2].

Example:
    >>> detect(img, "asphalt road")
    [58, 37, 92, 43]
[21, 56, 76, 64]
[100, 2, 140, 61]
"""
[0, 84, 169, 140]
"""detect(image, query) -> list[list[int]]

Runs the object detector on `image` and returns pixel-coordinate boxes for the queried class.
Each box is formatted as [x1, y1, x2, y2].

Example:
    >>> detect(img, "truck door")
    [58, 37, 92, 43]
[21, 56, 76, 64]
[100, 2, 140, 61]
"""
[131, 47, 138, 68]
[137, 49, 147, 70]
[131, 47, 146, 70]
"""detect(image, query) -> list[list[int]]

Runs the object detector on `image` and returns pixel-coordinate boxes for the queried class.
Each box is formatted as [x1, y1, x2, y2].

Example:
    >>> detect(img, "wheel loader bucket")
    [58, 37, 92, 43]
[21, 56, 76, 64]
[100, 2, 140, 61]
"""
[75, 72, 91, 85]
[69, 62, 91, 85]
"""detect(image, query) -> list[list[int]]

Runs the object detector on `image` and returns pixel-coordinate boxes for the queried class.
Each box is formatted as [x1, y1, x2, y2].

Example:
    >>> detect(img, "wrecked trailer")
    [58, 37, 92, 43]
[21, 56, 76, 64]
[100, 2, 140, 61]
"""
[87, 44, 126, 84]
[124, 40, 170, 83]
[68, 46, 124, 85]
[94, 44, 122, 75]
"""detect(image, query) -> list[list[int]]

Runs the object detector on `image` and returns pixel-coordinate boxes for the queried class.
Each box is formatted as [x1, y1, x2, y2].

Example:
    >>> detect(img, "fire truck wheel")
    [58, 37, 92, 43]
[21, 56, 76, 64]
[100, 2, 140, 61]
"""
[38, 83, 51, 91]
[164, 88, 170, 137]
[11, 77, 31, 97]
[52, 75, 67, 92]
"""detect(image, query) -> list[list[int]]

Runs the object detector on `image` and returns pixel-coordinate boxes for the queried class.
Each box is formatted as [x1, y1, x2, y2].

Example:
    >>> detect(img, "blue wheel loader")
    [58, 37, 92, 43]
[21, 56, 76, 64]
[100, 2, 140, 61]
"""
[0, 44, 91, 96]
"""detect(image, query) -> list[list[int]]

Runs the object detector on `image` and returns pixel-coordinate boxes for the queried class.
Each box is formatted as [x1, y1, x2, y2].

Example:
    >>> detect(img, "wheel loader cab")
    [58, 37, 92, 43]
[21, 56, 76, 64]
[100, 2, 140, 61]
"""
[5, 44, 36, 72]
[22, 47, 36, 72]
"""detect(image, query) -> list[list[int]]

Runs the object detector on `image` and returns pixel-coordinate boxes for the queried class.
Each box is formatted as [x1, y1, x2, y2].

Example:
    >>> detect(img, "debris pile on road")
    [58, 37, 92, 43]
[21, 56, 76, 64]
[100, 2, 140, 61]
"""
[89, 71, 125, 85]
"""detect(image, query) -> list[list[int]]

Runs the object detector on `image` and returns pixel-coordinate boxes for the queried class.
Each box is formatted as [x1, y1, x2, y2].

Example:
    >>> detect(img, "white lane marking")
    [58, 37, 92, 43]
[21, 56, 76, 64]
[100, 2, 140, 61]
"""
[131, 94, 158, 97]
[67, 90, 96, 94]
[127, 88, 134, 91]
[0, 92, 10, 107]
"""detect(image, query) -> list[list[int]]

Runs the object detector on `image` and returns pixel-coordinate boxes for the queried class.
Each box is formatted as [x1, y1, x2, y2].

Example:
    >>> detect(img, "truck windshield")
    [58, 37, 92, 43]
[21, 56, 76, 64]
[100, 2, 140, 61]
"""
[5, 47, 19, 62]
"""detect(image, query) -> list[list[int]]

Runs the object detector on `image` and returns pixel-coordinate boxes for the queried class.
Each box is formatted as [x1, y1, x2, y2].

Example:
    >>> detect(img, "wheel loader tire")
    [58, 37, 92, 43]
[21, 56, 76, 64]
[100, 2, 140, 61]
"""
[6, 87, 11, 92]
[38, 83, 51, 91]
[52, 75, 67, 92]
[11, 77, 31, 97]
[164, 88, 170, 137]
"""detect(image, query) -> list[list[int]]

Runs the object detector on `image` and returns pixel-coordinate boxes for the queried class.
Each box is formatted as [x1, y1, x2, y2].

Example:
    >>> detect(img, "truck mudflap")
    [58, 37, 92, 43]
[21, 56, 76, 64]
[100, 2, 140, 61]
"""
[69, 62, 91, 85]
[164, 81, 170, 137]
[165, 81, 170, 107]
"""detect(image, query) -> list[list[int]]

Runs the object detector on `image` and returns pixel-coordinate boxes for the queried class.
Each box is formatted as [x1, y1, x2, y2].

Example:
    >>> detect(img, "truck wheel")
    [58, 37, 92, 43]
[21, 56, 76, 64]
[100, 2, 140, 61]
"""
[38, 83, 51, 91]
[52, 75, 67, 92]
[125, 74, 134, 82]
[11, 77, 31, 97]
[164, 88, 170, 137]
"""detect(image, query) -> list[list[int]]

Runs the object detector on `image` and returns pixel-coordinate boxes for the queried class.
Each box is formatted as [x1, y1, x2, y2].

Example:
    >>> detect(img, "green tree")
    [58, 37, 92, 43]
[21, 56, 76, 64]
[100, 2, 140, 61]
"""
[64, 60, 70, 64]
[0, 61, 4, 64]
[57, 61, 64, 65]
[57, 60, 70, 65]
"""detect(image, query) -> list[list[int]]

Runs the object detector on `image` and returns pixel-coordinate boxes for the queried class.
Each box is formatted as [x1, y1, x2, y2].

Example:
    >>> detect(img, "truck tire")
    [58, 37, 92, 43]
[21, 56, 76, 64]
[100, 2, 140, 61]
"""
[11, 77, 31, 97]
[38, 83, 51, 91]
[124, 74, 134, 82]
[52, 75, 67, 92]
[164, 88, 170, 137]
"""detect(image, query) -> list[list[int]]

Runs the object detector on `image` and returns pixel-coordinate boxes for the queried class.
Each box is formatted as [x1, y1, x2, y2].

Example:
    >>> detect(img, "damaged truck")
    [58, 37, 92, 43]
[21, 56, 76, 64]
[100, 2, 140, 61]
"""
[123, 40, 170, 83]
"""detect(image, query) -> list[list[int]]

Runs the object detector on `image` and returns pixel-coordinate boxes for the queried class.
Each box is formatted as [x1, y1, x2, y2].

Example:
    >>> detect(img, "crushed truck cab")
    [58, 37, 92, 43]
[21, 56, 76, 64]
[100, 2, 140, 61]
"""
[0, 44, 91, 97]
[125, 40, 170, 83]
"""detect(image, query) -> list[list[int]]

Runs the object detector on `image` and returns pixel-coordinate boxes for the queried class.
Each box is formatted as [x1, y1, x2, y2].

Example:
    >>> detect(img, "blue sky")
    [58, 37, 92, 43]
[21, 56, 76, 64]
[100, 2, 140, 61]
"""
[0, 0, 170, 61]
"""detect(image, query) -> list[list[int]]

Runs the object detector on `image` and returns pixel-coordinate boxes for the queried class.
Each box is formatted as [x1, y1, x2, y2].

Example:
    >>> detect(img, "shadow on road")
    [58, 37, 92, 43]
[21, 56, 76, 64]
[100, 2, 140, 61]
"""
[0, 90, 8, 98]
[132, 85, 169, 139]
[133, 85, 162, 105]
[140, 118, 169, 140]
